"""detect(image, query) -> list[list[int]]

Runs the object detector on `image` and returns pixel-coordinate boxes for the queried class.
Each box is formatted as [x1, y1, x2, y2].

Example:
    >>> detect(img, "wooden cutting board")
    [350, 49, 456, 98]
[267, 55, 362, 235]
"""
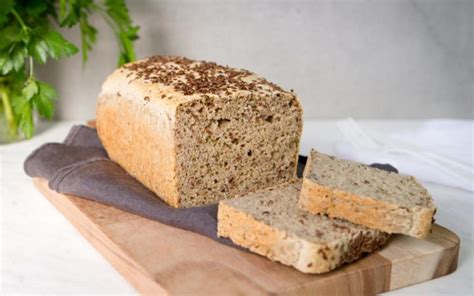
[33, 178, 459, 296]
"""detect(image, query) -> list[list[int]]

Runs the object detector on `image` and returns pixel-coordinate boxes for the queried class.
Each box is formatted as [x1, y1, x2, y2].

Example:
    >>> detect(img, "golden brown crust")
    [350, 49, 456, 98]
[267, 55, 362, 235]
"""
[218, 198, 390, 274]
[113, 56, 297, 107]
[218, 202, 332, 273]
[96, 91, 180, 207]
[299, 180, 435, 238]
[97, 56, 303, 207]
[123, 56, 288, 97]
[305, 150, 435, 209]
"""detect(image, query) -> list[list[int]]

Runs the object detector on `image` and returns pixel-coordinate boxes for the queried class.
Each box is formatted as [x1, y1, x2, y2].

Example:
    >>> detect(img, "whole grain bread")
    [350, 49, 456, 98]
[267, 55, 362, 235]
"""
[299, 150, 436, 238]
[218, 181, 390, 274]
[96, 56, 303, 207]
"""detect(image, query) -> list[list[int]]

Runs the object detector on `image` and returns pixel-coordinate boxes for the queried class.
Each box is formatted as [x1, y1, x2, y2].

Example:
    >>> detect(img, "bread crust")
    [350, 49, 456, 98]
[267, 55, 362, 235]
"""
[97, 89, 181, 206]
[97, 57, 302, 207]
[299, 178, 435, 238]
[218, 199, 390, 274]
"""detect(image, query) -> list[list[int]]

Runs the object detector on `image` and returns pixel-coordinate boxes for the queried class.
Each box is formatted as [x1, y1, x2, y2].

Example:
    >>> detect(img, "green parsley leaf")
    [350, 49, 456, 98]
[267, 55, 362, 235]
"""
[0, 22, 22, 50]
[58, 0, 67, 20]
[22, 79, 38, 100]
[60, 0, 94, 27]
[103, 0, 139, 65]
[42, 31, 79, 59]
[33, 80, 56, 119]
[60, 7, 80, 27]
[28, 29, 79, 64]
[0, 44, 27, 74]
[11, 45, 28, 72]
[28, 37, 49, 64]
[10, 71, 28, 116]
[79, 16, 97, 62]
[18, 100, 34, 139]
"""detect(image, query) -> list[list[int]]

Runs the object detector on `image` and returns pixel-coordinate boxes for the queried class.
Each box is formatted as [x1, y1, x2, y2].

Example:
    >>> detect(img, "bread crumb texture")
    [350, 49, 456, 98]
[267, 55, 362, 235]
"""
[299, 150, 436, 238]
[97, 56, 303, 207]
[218, 182, 390, 274]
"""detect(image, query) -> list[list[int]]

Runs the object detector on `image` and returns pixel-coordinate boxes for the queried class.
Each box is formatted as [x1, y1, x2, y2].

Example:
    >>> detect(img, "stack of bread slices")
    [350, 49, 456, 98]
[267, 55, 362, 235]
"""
[96, 56, 436, 274]
[218, 150, 436, 273]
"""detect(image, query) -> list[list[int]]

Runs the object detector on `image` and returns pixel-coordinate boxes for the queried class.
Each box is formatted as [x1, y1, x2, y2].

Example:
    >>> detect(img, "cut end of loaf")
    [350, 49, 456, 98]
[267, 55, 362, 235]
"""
[174, 93, 302, 207]
[218, 182, 390, 274]
[299, 150, 436, 238]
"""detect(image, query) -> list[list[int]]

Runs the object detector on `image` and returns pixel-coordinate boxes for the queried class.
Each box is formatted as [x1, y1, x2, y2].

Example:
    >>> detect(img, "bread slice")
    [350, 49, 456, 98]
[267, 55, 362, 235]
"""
[218, 182, 390, 274]
[299, 150, 436, 238]
[97, 56, 303, 208]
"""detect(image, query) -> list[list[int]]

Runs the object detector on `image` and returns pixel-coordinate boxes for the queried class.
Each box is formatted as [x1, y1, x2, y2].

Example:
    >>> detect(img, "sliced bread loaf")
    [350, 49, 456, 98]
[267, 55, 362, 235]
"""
[218, 181, 390, 274]
[299, 150, 436, 238]
[97, 56, 303, 208]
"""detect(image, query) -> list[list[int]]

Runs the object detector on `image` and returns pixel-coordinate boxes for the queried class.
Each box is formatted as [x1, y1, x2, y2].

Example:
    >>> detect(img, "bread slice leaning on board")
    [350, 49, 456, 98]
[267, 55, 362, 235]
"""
[299, 150, 436, 238]
[218, 181, 390, 274]
[96, 56, 303, 208]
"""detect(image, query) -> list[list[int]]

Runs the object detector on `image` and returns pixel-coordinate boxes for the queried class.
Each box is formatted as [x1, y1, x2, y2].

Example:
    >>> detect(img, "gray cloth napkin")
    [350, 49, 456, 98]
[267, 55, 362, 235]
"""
[24, 125, 396, 250]
[24, 125, 241, 247]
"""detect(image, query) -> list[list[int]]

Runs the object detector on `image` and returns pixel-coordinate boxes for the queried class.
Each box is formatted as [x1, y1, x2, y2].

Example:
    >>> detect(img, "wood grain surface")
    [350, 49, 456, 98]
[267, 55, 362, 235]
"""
[33, 178, 459, 296]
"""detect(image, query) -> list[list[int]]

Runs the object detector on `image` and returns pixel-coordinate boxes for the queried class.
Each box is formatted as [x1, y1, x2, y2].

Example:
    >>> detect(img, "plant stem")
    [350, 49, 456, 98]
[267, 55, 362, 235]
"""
[95, 8, 125, 52]
[0, 88, 17, 137]
[11, 9, 28, 31]
[29, 57, 34, 78]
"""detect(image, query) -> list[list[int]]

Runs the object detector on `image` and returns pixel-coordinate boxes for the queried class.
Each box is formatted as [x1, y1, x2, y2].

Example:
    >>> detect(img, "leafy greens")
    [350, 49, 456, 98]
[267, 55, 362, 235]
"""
[0, 0, 139, 138]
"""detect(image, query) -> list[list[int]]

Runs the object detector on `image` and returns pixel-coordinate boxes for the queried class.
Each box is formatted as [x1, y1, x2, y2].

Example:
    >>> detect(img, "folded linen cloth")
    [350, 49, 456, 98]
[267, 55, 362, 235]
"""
[25, 125, 242, 248]
[24, 125, 396, 249]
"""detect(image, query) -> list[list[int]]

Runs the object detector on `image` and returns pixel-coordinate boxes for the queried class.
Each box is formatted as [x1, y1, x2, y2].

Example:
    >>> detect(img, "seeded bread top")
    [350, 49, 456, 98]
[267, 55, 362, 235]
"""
[304, 150, 435, 209]
[101, 56, 296, 107]
[222, 181, 387, 244]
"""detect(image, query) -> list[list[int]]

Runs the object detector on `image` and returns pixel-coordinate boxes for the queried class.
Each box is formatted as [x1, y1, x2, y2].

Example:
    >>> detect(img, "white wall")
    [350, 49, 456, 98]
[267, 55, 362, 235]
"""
[38, 0, 473, 120]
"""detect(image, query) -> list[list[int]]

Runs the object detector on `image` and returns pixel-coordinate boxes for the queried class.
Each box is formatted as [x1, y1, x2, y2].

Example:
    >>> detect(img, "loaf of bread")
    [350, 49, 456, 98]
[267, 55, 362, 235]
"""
[299, 150, 436, 238]
[218, 181, 390, 274]
[96, 56, 303, 207]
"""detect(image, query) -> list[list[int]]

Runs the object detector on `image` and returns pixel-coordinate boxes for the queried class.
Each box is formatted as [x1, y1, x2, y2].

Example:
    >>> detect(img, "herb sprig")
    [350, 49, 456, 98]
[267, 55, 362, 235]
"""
[0, 0, 139, 139]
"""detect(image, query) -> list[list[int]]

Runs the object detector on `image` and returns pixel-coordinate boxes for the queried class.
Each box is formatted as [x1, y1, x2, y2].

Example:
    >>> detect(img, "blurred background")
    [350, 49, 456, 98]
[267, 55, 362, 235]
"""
[37, 0, 473, 120]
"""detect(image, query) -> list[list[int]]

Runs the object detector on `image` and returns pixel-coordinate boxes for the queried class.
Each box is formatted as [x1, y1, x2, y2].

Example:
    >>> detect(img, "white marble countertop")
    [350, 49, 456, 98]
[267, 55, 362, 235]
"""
[1, 120, 473, 295]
